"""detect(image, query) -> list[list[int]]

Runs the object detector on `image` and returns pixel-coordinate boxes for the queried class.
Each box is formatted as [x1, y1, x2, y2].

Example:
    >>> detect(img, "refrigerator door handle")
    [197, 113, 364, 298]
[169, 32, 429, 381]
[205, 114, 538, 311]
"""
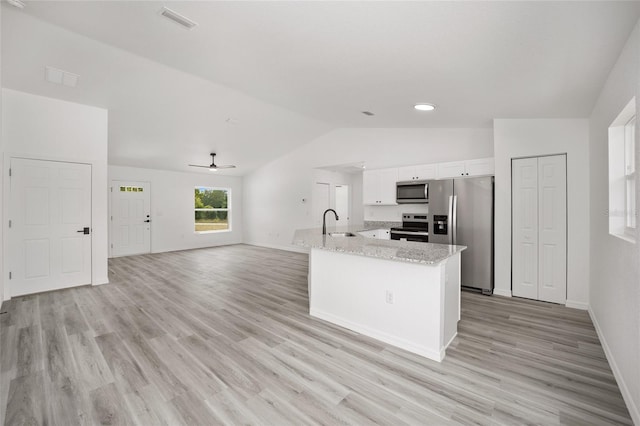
[448, 195, 454, 244]
[451, 195, 458, 245]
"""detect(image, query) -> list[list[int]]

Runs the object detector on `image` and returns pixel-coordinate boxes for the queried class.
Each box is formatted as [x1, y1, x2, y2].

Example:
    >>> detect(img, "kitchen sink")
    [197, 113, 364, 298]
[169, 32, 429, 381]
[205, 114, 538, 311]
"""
[329, 232, 357, 237]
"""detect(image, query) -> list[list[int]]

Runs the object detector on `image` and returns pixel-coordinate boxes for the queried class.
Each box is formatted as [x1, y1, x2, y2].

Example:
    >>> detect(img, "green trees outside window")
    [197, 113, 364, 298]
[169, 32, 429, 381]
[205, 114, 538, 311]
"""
[195, 187, 230, 232]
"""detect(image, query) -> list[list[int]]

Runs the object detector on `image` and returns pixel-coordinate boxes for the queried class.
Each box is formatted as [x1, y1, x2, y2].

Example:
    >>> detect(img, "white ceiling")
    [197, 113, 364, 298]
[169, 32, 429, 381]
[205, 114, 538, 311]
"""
[2, 1, 639, 174]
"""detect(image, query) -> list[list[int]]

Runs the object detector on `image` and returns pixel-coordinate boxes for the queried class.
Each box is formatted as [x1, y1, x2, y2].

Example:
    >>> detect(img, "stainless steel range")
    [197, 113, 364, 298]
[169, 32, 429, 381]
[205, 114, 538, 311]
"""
[390, 213, 429, 243]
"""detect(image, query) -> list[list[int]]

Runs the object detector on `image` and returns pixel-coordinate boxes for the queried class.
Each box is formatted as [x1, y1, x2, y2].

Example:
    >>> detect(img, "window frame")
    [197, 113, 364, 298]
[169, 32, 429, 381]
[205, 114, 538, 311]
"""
[194, 186, 232, 234]
[624, 114, 636, 236]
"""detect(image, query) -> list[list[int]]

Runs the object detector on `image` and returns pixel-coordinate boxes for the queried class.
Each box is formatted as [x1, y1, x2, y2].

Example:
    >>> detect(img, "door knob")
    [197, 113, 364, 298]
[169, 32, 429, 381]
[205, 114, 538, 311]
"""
[77, 227, 90, 234]
[144, 219, 150, 223]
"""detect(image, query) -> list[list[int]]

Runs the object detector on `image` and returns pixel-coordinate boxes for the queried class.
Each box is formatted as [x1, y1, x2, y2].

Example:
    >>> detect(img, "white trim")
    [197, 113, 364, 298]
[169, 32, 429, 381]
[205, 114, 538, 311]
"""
[244, 241, 309, 254]
[92, 276, 109, 286]
[311, 307, 445, 362]
[588, 306, 640, 425]
[565, 300, 588, 310]
[493, 288, 512, 297]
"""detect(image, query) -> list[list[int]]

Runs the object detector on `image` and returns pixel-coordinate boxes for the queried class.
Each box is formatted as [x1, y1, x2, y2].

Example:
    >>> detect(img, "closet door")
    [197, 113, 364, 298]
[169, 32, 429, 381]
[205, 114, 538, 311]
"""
[512, 158, 539, 300]
[512, 154, 567, 304]
[537, 155, 567, 304]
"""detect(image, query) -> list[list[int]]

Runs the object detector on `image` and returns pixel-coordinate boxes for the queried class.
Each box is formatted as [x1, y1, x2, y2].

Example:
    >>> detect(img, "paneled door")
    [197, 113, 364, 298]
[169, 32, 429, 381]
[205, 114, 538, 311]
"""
[9, 158, 92, 297]
[512, 157, 539, 300]
[537, 155, 567, 304]
[512, 155, 567, 304]
[111, 181, 151, 256]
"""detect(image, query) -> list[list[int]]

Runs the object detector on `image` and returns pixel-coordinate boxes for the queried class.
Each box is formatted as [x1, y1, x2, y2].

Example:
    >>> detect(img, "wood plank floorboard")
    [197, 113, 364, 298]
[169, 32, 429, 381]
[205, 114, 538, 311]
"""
[0, 244, 632, 425]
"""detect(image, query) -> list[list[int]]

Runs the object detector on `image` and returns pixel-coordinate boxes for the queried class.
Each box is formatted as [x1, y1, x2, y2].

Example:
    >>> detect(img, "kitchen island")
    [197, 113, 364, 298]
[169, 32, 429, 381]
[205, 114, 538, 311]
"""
[293, 226, 466, 362]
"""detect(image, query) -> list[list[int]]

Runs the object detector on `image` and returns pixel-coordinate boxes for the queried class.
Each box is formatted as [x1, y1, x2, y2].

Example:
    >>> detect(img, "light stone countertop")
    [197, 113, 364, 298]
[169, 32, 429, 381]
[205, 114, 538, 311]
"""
[292, 225, 466, 265]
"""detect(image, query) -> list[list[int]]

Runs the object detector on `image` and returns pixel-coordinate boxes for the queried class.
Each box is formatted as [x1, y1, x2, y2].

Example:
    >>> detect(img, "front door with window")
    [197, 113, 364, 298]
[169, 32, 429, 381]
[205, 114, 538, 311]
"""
[9, 158, 92, 297]
[111, 181, 151, 256]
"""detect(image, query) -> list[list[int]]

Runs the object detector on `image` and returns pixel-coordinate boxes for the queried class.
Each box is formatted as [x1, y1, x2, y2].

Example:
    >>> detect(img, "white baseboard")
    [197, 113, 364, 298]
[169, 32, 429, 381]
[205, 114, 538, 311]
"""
[493, 288, 512, 297]
[244, 241, 309, 254]
[565, 300, 588, 310]
[588, 306, 640, 425]
[310, 307, 444, 362]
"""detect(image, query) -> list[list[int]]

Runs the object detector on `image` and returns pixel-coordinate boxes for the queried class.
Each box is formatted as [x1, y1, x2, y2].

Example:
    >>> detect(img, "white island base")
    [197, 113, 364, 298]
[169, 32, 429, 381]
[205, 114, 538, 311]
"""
[309, 248, 461, 362]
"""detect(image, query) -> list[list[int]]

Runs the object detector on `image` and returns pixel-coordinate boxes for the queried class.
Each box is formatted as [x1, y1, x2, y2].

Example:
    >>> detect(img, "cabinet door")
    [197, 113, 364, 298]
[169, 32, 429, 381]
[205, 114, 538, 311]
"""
[377, 229, 391, 240]
[378, 168, 399, 204]
[512, 157, 539, 301]
[537, 155, 566, 304]
[362, 170, 380, 205]
[437, 161, 466, 179]
[415, 164, 437, 180]
[465, 158, 495, 177]
[397, 166, 416, 182]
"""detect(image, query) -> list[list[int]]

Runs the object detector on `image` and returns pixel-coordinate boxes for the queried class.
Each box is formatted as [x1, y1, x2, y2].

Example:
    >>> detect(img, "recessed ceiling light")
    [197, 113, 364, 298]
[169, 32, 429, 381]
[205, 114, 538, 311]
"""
[160, 7, 197, 30]
[414, 103, 436, 111]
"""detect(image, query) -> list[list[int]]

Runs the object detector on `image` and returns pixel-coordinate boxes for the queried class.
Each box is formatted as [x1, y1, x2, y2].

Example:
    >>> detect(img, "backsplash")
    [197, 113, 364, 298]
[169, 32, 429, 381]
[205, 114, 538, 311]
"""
[363, 204, 429, 222]
[364, 220, 402, 229]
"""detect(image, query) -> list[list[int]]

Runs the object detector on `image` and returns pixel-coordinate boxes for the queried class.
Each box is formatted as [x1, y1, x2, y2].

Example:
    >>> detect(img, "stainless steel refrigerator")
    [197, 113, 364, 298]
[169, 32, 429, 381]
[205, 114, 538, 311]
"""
[427, 177, 494, 294]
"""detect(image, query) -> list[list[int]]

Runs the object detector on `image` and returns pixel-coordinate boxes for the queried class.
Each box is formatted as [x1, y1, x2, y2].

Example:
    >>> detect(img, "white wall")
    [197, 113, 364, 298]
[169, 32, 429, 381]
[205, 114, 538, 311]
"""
[493, 119, 590, 308]
[243, 127, 493, 251]
[109, 166, 243, 254]
[0, 3, 3, 305]
[2, 89, 109, 299]
[588, 21, 640, 425]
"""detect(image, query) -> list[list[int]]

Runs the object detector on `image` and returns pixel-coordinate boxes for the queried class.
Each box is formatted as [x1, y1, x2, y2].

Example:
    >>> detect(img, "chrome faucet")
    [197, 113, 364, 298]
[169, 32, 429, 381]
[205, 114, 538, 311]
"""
[322, 209, 339, 235]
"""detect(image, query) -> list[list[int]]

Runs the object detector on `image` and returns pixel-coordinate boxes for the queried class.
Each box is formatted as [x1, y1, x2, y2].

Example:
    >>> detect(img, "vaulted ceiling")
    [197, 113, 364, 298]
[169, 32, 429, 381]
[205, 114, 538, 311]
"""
[2, 1, 639, 174]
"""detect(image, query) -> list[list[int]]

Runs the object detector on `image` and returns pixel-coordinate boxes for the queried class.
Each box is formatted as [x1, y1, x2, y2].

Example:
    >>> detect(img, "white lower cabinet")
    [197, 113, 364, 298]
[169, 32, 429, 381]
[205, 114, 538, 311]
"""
[363, 168, 398, 205]
[359, 229, 391, 240]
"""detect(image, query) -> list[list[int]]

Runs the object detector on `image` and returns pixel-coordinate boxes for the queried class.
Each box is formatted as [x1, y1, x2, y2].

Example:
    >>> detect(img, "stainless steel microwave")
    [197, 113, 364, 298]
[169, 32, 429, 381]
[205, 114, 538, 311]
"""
[396, 181, 429, 204]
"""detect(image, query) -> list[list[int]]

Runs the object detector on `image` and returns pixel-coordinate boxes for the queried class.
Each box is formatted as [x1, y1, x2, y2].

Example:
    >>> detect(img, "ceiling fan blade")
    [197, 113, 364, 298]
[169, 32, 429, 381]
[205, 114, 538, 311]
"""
[188, 164, 212, 168]
[215, 165, 236, 169]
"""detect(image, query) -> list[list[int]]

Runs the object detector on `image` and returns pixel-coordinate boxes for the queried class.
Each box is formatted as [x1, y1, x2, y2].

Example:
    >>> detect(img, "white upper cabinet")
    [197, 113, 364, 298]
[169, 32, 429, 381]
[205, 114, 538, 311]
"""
[437, 157, 494, 179]
[464, 157, 495, 177]
[363, 168, 398, 205]
[397, 164, 437, 182]
[436, 161, 467, 179]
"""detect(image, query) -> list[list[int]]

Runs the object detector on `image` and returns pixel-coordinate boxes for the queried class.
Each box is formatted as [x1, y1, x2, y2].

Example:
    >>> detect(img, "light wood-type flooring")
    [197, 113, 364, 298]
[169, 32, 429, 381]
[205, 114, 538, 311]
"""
[0, 244, 632, 425]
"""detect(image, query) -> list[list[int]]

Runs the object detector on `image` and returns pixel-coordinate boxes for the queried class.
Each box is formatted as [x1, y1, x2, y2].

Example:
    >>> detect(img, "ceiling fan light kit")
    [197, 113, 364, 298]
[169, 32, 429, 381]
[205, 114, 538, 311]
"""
[188, 153, 236, 171]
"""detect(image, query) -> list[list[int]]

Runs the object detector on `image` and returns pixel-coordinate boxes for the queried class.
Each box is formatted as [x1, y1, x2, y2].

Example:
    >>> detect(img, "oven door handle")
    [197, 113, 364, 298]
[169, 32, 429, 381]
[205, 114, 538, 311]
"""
[390, 231, 429, 236]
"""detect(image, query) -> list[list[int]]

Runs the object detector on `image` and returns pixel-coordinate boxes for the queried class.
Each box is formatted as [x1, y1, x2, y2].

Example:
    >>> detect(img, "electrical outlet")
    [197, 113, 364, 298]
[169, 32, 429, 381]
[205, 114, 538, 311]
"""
[385, 290, 394, 304]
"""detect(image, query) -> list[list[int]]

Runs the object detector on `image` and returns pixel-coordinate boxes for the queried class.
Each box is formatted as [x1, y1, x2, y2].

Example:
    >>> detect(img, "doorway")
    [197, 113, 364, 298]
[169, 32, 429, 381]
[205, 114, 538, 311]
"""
[8, 158, 92, 297]
[111, 180, 151, 257]
[335, 185, 350, 226]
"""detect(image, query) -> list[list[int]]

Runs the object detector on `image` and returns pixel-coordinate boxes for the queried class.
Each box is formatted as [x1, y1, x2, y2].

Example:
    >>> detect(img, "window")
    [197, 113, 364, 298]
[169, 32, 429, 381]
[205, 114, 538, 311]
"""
[624, 115, 636, 231]
[194, 187, 230, 233]
[608, 97, 636, 242]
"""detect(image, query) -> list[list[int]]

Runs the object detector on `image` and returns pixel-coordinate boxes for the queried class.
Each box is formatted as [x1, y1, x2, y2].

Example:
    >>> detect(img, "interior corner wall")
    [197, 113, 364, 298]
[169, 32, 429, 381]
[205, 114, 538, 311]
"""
[0, 3, 4, 304]
[243, 127, 493, 251]
[108, 165, 243, 255]
[588, 20, 640, 425]
[2, 89, 109, 299]
[493, 119, 590, 307]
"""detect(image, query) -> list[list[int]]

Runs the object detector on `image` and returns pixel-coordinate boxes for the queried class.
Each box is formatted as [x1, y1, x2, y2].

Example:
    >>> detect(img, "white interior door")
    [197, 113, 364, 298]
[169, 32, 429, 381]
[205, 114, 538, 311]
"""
[313, 183, 331, 227]
[111, 181, 151, 257]
[512, 155, 567, 304]
[538, 155, 567, 304]
[512, 157, 539, 300]
[335, 185, 350, 226]
[9, 158, 92, 297]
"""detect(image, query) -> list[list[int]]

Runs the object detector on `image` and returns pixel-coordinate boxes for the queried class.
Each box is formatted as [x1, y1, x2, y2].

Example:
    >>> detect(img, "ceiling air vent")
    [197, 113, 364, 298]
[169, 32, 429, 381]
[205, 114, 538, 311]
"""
[160, 7, 197, 30]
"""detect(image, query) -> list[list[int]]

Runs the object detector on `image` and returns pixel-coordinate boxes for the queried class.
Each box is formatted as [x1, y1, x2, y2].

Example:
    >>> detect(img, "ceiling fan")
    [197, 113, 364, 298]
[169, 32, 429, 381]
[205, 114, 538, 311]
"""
[188, 153, 236, 171]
